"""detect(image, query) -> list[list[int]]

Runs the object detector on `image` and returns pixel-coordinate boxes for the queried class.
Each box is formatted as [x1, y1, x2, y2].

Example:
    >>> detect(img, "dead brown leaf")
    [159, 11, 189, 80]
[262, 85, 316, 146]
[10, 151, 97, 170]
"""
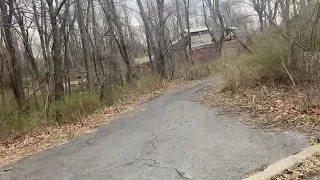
[203, 86, 320, 138]
[0, 79, 193, 167]
[272, 153, 320, 180]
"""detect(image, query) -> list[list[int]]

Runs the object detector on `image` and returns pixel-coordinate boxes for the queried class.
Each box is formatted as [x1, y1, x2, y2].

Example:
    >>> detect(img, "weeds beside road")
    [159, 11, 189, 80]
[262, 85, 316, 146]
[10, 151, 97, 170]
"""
[0, 62, 214, 167]
[203, 24, 320, 179]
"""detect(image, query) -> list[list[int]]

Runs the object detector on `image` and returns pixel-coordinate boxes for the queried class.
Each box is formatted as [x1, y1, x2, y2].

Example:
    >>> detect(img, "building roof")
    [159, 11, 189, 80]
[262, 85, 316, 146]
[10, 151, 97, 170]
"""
[184, 26, 238, 33]
[184, 27, 209, 33]
[225, 26, 238, 30]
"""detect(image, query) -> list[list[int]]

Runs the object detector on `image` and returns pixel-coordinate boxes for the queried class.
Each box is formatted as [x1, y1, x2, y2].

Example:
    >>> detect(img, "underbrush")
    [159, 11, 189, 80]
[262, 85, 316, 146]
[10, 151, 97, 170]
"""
[103, 73, 163, 106]
[175, 58, 215, 80]
[0, 63, 213, 142]
[207, 26, 320, 138]
[0, 74, 162, 141]
[0, 92, 101, 141]
[203, 86, 320, 138]
[218, 28, 292, 92]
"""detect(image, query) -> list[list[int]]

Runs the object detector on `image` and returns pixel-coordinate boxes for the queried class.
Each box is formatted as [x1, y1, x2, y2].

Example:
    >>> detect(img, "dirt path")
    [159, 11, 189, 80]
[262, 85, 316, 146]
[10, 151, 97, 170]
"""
[1, 78, 308, 180]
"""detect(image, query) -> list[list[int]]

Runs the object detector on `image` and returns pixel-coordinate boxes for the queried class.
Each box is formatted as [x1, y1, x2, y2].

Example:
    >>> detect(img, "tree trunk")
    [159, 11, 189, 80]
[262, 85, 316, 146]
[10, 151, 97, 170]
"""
[175, 0, 184, 37]
[293, 0, 298, 17]
[285, 0, 290, 34]
[0, 0, 26, 109]
[156, 0, 173, 78]
[75, 0, 95, 91]
[13, 4, 40, 81]
[47, 0, 64, 101]
[310, 2, 320, 51]
[253, 0, 266, 32]
[215, 0, 225, 56]
[62, 0, 72, 96]
[41, 0, 54, 78]
[279, 0, 289, 34]
[91, 0, 105, 81]
[109, 0, 133, 82]
[156, 0, 166, 77]
[258, 11, 264, 32]
[207, 0, 216, 27]
[0, 59, 5, 105]
[98, 0, 126, 84]
[300, 0, 307, 14]
[182, 0, 193, 63]
[136, 0, 157, 70]
[267, 0, 274, 26]
[202, 0, 217, 44]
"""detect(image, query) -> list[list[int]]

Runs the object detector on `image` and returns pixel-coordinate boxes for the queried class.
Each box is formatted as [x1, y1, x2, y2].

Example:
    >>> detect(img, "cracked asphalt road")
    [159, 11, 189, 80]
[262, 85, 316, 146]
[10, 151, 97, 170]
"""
[1, 78, 308, 180]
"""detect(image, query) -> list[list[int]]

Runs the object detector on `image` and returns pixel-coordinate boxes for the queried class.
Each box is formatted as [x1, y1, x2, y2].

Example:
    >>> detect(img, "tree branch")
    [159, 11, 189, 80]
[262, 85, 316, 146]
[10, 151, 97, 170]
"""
[55, 0, 67, 15]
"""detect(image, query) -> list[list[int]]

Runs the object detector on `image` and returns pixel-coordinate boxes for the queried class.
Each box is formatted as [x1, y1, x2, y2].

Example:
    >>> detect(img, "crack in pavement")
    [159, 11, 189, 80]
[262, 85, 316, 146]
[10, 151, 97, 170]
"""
[169, 115, 193, 131]
[1, 77, 308, 180]
[138, 131, 191, 179]
[141, 159, 191, 180]
[116, 131, 191, 179]
[138, 152, 191, 180]
[169, 122, 183, 131]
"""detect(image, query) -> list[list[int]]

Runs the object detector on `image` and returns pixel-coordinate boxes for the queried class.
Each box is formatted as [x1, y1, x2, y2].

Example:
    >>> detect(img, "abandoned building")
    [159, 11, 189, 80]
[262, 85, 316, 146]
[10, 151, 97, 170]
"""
[171, 26, 243, 61]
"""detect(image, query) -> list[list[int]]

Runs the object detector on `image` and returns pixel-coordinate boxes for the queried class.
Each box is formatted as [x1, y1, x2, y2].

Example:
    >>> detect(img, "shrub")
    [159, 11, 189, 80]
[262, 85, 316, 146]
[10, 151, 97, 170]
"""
[102, 72, 163, 105]
[49, 92, 101, 124]
[0, 62, 213, 141]
[175, 60, 213, 80]
[218, 28, 291, 91]
[0, 91, 100, 140]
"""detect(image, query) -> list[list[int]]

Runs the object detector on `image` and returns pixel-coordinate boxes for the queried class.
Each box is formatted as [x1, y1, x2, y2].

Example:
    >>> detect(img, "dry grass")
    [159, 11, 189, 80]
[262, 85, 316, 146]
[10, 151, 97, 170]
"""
[0, 78, 190, 167]
[202, 82, 320, 179]
[203, 85, 320, 138]
[203, 27, 320, 139]
[272, 153, 320, 180]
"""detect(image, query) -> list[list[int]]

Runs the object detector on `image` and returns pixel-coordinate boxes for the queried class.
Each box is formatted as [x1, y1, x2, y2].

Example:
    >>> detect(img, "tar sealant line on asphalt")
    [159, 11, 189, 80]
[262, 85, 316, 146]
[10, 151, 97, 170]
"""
[244, 145, 320, 180]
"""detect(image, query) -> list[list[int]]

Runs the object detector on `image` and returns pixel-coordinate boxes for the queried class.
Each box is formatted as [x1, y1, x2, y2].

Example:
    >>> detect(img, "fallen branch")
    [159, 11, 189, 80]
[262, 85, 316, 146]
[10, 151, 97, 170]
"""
[275, 51, 297, 89]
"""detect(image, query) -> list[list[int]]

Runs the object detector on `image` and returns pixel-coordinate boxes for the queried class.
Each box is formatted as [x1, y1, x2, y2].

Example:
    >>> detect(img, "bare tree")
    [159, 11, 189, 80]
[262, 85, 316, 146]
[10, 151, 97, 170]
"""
[300, 0, 307, 14]
[156, 0, 174, 78]
[76, 0, 95, 91]
[61, 0, 72, 95]
[266, 0, 277, 26]
[46, 0, 65, 101]
[136, 0, 157, 70]
[182, 0, 193, 62]
[215, 0, 225, 54]
[174, 0, 185, 38]
[0, 0, 26, 108]
[203, 0, 225, 56]
[91, 0, 105, 82]
[108, 0, 133, 82]
[252, 0, 266, 32]
[0, 52, 6, 105]
[13, 2, 41, 81]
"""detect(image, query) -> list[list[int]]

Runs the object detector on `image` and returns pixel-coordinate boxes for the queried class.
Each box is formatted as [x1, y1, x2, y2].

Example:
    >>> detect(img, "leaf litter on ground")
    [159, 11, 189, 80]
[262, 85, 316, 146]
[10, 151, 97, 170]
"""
[203, 85, 320, 138]
[202, 84, 320, 179]
[0, 79, 191, 167]
[272, 153, 320, 180]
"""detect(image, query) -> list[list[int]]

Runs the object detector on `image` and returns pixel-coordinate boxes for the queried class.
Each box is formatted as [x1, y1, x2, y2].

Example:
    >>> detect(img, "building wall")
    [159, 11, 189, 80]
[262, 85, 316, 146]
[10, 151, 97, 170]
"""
[193, 45, 217, 61]
[190, 32, 213, 49]
[192, 39, 247, 61]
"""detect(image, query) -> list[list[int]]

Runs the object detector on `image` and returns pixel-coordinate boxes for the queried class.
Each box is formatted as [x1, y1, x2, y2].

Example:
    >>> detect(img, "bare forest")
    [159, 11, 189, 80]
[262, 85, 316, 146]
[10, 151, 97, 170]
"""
[0, 0, 248, 141]
[1, 0, 320, 177]
[1, 0, 319, 150]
